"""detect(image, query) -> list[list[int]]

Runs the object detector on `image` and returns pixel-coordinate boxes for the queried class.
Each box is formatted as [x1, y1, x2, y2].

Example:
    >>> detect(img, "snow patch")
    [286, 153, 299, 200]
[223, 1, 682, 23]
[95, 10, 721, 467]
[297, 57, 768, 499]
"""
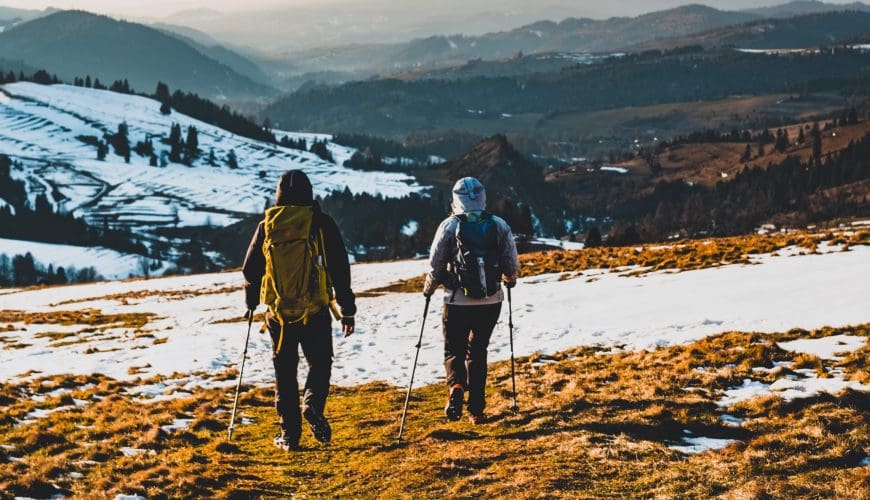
[119, 447, 155, 458]
[670, 436, 737, 454]
[600, 165, 629, 174]
[718, 370, 870, 407]
[161, 418, 194, 433]
[0, 198, 15, 215]
[717, 379, 771, 407]
[777, 335, 865, 360]
[400, 220, 419, 237]
[719, 414, 744, 427]
[531, 238, 584, 250]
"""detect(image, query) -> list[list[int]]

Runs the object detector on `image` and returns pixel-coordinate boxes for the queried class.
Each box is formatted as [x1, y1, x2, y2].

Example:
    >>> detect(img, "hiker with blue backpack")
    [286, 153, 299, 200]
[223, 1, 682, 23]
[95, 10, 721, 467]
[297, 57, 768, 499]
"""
[423, 177, 520, 424]
[242, 170, 356, 451]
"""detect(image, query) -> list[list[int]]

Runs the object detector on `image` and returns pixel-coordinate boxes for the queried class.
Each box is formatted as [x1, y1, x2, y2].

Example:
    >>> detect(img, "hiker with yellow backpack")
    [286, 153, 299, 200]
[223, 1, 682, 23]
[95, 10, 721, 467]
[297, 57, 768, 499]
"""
[242, 170, 356, 451]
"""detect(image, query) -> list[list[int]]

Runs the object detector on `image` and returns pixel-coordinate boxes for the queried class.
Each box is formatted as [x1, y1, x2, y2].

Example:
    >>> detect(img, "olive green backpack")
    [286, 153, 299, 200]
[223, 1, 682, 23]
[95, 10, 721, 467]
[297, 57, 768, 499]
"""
[260, 205, 331, 353]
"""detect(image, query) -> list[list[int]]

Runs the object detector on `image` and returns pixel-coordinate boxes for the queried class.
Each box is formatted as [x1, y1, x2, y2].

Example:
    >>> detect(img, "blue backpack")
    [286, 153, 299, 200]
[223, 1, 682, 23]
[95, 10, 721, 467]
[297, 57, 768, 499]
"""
[451, 212, 501, 299]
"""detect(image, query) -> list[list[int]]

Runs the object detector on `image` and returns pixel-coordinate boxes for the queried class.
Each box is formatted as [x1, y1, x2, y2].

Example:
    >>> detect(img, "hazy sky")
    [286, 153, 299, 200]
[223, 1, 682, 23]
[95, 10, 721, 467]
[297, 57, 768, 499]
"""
[3, 0, 862, 18]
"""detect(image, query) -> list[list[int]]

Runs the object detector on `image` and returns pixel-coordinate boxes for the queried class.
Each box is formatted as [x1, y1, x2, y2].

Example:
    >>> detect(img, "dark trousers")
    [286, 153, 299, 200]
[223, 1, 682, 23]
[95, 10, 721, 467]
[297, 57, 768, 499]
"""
[267, 308, 333, 442]
[443, 303, 502, 415]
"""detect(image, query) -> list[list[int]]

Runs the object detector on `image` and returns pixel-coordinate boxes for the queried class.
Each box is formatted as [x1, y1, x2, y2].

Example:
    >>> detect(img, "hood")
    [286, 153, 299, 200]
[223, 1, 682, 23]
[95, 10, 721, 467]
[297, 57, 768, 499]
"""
[451, 177, 486, 214]
[275, 169, 313, 206]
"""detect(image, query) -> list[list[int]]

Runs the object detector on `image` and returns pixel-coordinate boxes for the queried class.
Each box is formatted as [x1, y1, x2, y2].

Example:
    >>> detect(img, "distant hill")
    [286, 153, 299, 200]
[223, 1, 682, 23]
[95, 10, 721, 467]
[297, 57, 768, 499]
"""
[263, 47, 870, 139]
[444, 134, 546, 200]
[268, 5, 759, 79]
[0, 6, 50, 22]
[436, 134, 557, 232]
[634, 11, 870, 51]
[155, 28, 274, 87]
[0, 10, 276, 101]
[744, 0, 870, 18]
[0, 5, 51, 34]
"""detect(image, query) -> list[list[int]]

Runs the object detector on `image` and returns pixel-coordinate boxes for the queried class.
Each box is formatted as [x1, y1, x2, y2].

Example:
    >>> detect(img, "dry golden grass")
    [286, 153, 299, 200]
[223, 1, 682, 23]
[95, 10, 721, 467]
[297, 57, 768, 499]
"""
[0, 309, 156, 329]
[0, 325, 867, 498]
[210, 312, 266, 325]
[364, 228, 868, 295]
[52, 286, 241, 307]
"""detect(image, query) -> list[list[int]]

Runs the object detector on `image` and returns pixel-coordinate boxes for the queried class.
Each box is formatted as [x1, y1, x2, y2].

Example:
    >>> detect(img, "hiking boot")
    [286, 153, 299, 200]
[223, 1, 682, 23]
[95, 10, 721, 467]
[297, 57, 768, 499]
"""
[444, 385, 464, 421]
[468, 412, 487, 425]
[274, 434, 299, 452]
[302, 405, 332, 444]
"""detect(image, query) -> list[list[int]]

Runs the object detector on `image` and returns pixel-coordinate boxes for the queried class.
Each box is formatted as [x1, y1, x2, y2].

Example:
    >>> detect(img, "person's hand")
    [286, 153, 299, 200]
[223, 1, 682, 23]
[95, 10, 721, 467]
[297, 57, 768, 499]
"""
[341, 316, 355, 337]
[422, 274, 437, 298]
[503, 278, 517, 289]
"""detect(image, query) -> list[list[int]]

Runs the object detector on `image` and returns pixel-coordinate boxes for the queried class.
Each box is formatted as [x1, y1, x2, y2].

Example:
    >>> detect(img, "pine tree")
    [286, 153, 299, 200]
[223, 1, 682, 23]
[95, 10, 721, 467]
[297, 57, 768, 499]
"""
[85, 75, 91, 88]
[811, 122, 822, 163]
[227, 149, 239, 169]
[183, 126, 199, 164]
[11, 252, 36, 286]
[0, 254, 10, 287]
[741, 144, 752, 162]
[155, 82, 172, 115]
[797, 127, 806, 145]
[585, 227, 602, 247]
[112, 122, 131, 163]
[168, 123, 184, 163]
[56, 266, 67, 284]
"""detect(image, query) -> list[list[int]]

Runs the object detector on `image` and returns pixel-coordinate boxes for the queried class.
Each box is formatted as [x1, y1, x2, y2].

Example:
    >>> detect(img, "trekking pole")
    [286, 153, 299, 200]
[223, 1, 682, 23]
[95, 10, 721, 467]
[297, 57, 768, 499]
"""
[228, 309, 255, 441]
[508, 287, 519, 414]
[397, 296, 431, 442]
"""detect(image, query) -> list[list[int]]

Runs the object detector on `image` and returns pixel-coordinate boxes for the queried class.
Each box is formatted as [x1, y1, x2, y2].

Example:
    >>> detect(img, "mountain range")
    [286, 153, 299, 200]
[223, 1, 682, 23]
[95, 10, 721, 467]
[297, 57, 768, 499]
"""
[0, 10, 274, 101]
[1, 2, 869, 96]
[634, 10, 870, 50]
[260, 2, 870, 86]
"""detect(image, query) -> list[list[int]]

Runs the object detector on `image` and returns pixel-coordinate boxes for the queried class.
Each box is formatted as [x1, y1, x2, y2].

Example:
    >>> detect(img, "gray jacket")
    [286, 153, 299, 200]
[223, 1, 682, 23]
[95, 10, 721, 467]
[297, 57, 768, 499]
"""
[426, 212, 520, 305]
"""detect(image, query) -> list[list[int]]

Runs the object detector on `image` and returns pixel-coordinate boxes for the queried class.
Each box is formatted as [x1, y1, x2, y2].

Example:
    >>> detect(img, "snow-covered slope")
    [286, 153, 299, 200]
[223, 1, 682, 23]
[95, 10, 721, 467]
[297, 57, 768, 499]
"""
[0, 83, 423, 232]
[1, 246, 867, 398]
[0, 237, 164, 280]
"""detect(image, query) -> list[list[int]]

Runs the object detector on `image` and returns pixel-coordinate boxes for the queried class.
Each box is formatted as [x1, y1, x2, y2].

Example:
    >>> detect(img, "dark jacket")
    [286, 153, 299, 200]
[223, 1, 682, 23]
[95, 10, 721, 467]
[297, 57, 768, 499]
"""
[242, 207, 356, 318]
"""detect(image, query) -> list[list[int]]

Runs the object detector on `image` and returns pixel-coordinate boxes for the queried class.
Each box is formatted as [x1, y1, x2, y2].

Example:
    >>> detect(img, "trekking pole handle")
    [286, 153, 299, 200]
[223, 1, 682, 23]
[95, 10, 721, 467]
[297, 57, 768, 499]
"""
[416, 296, 430, 348]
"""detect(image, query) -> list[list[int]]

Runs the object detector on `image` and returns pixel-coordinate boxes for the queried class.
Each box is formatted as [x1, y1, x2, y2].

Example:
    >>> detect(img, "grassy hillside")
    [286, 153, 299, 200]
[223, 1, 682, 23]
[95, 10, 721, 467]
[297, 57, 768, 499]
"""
[0, 229, 867, 497]
[1, 322, 867, 497]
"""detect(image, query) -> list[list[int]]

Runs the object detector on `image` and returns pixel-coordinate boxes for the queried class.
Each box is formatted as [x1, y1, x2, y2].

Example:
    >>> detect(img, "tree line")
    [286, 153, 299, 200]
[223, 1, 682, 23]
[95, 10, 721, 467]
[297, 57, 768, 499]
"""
[616, 132, 870, 242]
[317, 186, 535, 260]
[0, 252, 102, 288]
